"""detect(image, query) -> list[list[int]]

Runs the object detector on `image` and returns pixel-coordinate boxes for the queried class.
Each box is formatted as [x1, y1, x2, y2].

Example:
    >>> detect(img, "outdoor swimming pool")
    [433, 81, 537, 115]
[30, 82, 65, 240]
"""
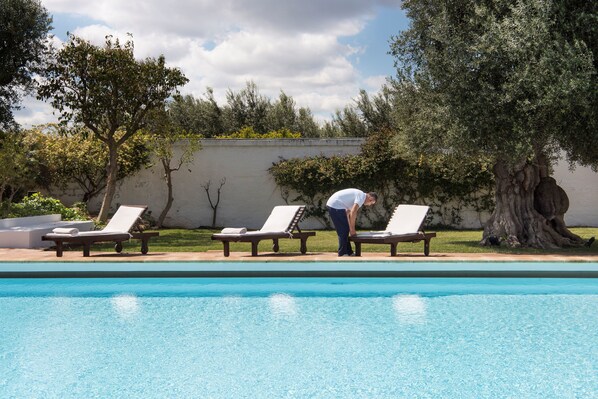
[1, 276, 596, 398]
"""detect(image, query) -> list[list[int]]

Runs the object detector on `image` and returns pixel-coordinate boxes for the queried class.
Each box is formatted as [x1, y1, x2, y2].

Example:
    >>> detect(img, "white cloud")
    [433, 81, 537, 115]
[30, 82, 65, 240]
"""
[13, 96, 58, 127]
[25, 0, 401, 125]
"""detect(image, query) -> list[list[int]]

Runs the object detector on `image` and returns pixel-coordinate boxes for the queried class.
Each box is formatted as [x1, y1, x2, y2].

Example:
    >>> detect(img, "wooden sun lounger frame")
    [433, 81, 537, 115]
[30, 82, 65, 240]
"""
[350, 231, 437, 257]
[42, 206, 159, 257]
[211, 206, 316, 257]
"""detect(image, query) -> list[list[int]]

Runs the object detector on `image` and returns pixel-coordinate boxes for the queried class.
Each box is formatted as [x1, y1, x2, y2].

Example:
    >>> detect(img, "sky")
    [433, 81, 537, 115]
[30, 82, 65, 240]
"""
[15, 0, 410, 127]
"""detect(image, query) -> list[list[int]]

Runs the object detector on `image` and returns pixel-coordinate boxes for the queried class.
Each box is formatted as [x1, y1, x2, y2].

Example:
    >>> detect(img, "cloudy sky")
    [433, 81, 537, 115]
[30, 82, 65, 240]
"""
[15, 0, 409, 127]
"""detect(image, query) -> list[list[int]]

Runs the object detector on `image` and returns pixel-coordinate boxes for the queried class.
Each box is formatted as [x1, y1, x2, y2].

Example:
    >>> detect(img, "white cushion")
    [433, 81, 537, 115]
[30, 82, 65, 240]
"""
[259, 205, 303, 233]
[102, 206, 146, 233]
[384, 205, 429, 234]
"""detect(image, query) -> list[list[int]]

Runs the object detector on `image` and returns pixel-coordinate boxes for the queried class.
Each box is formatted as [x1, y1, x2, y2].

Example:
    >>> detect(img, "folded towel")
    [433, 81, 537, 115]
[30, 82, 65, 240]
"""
[52, 227, 79, 235]
[220, 227, 247, 234]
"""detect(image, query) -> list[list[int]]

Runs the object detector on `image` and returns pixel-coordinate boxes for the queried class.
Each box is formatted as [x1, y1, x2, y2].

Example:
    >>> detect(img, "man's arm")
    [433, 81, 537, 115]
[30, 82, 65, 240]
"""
[347, 203, 360, 236]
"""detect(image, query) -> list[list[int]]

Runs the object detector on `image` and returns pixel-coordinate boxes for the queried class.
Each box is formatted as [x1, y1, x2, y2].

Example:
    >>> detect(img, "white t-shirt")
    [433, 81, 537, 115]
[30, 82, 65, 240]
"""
[326, 188, 366, 210]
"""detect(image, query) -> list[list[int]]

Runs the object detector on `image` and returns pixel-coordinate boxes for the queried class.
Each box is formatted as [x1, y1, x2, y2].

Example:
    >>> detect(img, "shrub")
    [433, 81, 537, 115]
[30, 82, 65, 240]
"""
[218, 126, 301, 139]
[269, 130, 495, 228]
[8, 193, 90, 221]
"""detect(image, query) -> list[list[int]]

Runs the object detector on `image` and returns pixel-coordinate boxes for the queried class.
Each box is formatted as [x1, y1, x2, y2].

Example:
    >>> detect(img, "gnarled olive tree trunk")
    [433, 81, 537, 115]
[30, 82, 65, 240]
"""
[481, 158, 584, 249]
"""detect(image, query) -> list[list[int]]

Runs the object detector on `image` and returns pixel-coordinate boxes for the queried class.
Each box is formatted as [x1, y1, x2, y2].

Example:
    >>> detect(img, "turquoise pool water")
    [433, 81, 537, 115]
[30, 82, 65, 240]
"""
[1, 277, 596, 398]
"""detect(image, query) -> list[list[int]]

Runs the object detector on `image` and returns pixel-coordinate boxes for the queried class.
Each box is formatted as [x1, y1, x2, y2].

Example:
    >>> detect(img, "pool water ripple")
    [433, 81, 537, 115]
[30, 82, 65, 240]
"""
[0, 278, 596, 398]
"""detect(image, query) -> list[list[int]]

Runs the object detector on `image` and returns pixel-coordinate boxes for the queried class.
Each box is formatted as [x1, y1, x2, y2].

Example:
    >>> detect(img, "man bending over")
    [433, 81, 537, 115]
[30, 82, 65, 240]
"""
[326, 188, 377, 256]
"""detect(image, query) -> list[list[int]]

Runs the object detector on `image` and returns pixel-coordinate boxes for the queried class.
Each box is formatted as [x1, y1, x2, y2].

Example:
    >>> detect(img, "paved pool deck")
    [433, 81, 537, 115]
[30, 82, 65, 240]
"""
[0, 247, 597, 263]
[1, 248, 597, 278]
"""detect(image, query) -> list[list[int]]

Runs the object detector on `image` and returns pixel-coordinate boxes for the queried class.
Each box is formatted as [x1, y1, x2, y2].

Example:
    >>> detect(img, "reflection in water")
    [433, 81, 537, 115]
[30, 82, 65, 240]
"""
[111, 294, 140, 318]
[392, 294, 427, 324]
[269, 293, 297, 317]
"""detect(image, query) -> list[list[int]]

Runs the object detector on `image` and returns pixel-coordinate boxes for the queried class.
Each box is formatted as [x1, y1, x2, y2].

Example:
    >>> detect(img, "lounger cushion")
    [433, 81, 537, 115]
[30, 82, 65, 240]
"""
[385, 205, 430, 234]
[102, 206, 146, 233]
[259, 205, 303, 233]
[43, 205, 145, 239]
[45, 230, 132, 238]
[355, 205, 430, 237]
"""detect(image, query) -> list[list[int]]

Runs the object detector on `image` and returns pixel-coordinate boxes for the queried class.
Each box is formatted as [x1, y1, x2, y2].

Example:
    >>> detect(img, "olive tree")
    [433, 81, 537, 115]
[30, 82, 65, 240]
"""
[390, 0, 598, 248]
[38, 34, 188, 221]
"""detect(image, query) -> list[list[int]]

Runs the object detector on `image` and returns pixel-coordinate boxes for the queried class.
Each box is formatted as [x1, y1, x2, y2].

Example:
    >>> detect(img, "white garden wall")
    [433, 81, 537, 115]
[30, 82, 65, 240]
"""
[552, 161, 598, 227]
[54, 139, 362, 229]
[49, 139, 598, 228]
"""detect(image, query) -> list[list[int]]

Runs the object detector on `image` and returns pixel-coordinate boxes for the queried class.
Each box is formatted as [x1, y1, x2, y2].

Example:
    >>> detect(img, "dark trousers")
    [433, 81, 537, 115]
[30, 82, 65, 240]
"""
[327, 206, 353, 256]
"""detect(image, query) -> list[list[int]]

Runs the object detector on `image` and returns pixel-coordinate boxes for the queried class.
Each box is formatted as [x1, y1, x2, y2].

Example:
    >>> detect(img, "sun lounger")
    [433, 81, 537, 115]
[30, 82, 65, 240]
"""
[350, 204, 436, 256]
[42, 205, 159, 257]
[211, 205, 316, 256]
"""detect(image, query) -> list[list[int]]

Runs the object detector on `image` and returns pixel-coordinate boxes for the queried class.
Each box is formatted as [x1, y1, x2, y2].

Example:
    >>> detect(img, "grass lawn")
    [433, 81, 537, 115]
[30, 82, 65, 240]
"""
[97, 227, 598, 255]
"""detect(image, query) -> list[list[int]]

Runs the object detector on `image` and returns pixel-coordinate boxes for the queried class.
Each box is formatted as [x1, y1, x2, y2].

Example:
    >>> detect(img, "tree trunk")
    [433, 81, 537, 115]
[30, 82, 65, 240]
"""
[212, 205, 218, 228]
[98, 143, 119, 223]
[532, 154, 584, 245]
[481, 159, 582, 248]
[156, 158, 173, 228]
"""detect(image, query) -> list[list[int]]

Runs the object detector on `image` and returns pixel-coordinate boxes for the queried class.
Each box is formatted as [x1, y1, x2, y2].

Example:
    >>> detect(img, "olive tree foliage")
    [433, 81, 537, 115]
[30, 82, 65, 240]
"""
[37, 34, 188, 222]
[171, 81, 322, 137]
[224, 81, 271, 134]
[26, 124, 150, 204]
[143, 107, 201, 228]
[0, 0, 52, 129]
[169, 89, 223, 138]
[320, 86, 397, 138]
[389, 0, 598, 248]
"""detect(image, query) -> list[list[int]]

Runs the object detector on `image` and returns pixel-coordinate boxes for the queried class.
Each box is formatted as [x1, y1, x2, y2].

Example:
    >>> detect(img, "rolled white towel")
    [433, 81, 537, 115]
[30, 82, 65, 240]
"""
[220, 227, 247, 234]
[52, 227, 79, 235]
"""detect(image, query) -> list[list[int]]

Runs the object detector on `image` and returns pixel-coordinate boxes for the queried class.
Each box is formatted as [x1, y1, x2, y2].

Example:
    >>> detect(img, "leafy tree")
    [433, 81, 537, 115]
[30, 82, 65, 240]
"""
[355, 87, 395, 133]
[389, 0, 598, 248]
[321, 86, 395, 138]
[169, 82, 324, 137]
[37, 34, 188, 221]
[331, 106, 367, 137]
[266, 91, 297, 131]
[0, 130, 41, 216]
[296, 107, 321, 138]
[224, 81, 271, 134]
[169, 90, 222, 137]
[319, 120, 342, 138]
[26, 125, 151, 203]
[0, 0, 52, 128]
[143, 108, 201, 228]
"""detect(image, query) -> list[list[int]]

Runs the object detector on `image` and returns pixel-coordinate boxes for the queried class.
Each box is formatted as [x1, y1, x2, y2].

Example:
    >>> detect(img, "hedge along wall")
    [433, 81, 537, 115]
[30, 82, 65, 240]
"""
[49, 139, 598, 229]
[269, 130, 496, 229]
